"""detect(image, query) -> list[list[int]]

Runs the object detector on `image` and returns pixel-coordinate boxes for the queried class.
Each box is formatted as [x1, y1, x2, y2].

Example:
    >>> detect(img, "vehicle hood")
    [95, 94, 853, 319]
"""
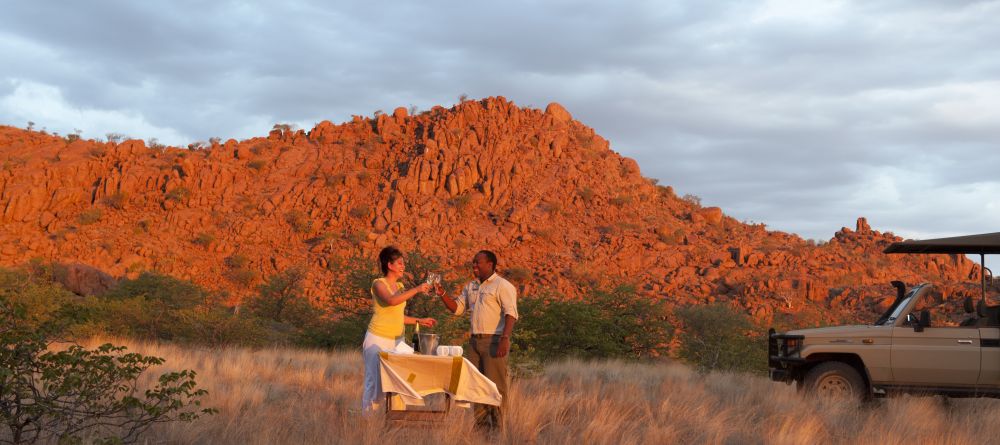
[784, 325, 887, 338]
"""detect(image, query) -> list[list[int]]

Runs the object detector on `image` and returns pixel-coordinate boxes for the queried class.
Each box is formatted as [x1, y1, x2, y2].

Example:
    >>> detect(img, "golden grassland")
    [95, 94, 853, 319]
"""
[87, 338, 1000, 445]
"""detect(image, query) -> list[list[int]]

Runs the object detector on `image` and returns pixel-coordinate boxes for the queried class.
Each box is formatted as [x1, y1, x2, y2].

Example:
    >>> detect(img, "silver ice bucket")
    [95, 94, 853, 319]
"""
[418, 333, 439, 355]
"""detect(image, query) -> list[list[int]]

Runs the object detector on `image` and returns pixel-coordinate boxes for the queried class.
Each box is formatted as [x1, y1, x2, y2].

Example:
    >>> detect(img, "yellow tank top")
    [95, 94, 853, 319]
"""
[368, 278, 406, 339]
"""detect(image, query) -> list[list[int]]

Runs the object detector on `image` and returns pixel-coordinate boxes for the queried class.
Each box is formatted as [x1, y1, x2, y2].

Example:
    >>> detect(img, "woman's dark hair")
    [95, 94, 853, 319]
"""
[378, 246, 404, 275]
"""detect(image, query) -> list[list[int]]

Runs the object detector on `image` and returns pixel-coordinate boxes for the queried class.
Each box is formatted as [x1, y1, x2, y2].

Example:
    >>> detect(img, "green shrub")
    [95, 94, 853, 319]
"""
[250, 142, 270, 155]
[147, 138, 166, 151]
[308, 255, 381, 348]
[616, 222, 641, 232]
[344, 229, 369, 245]
[126, 261, 145, 274]
[105, 272, 209, 310]
[516, 285, 671, 361]
[540, 201, 561, 215]
[324, 254, 379, 305]
[165, 186, 191, 202]
[91, 272, 213, 341]
[674, 303, 766, 374]
[247, 268, 318, 326]
[295, 313, 371, 349]
[76, 295, 179, 341]
[349, 205, 370, 219]
[224, 268, 258, 288]
[73, 294, 270, 347]
[324, 172, 347, 187]
[657, 185, 675, 198]
[504, 267, 533, 286]
[681, 193, 702, 206]
[610, 195, 631, 207]
[0, 267, 76, 327]
[78, 208, 103, 225]
[449, 194, 473, 213]
[170, 307, 273, 346]
[305, 232, 335, 246]
[225, 254, 250, 269]
[0, 296, 214, 444]
[80, 272, 270, 346]
[192, 232, 215, 247]
[103, 191, 128, 209]
[248, 159, 267, 170]
[285, 210, 311, 233]
[578, 187, 596, 203]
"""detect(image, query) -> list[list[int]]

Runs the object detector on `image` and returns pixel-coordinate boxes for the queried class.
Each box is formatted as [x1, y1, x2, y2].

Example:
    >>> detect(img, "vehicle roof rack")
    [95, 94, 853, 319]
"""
[884, 232, 1000, 301]
[883, 232, 1000, 254]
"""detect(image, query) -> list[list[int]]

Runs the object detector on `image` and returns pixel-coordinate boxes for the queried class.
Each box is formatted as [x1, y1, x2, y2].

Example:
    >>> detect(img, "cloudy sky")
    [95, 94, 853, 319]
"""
[2, 0, 999, 247]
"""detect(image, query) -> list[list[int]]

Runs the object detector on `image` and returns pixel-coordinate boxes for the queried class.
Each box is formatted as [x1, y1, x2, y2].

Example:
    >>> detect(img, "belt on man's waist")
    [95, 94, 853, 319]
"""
[471, 333, 499, 338]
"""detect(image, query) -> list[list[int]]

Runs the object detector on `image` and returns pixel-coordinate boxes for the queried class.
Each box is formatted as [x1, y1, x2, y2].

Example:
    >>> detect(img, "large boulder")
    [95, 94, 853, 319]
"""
[56, 263, 118, 296]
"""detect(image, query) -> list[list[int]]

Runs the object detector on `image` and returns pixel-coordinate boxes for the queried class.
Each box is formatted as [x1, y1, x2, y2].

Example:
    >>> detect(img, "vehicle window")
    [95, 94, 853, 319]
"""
[881, 294, 915, 325]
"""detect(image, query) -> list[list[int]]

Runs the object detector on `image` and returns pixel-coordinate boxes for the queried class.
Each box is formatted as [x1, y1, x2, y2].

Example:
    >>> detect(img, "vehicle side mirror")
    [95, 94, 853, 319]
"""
[920, 310, 931, 329]
[907, 313, 924, 332]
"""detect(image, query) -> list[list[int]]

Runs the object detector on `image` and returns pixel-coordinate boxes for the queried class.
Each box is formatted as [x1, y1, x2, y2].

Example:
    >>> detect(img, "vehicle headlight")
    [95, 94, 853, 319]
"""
[784, 338, 801, 356]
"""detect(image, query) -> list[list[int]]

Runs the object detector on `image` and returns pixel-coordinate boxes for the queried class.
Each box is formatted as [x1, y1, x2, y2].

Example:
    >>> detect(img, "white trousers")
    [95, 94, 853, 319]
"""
[361, 331, 402, 413]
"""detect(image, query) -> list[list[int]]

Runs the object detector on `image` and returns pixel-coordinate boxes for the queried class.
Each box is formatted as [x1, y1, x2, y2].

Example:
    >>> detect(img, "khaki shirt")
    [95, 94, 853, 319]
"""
[454, 273, 518, 335]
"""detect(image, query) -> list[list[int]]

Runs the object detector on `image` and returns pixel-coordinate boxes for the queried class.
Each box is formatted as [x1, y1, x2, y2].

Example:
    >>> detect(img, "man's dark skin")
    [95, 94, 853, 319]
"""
[436, 252, 516, 357]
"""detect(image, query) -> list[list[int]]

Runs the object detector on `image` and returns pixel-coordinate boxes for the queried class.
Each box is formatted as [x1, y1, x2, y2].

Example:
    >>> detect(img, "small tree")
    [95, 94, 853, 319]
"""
[247, 268, 317, 326]
[675, 303, 766, 374]
[103, 272, 208, 310]
[516, 285, 672, 361]
[90, 271, 267, 345]
[299, 255, 379, 348]
[0, 297, 214, 444]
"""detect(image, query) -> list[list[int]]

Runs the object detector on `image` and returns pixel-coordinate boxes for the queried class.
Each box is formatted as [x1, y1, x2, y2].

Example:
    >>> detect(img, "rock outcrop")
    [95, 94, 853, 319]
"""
[0, 97, 980, 324]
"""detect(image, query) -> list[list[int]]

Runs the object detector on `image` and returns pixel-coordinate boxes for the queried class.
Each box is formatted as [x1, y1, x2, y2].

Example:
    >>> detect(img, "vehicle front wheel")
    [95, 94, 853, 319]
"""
[801, 362, 867, 401]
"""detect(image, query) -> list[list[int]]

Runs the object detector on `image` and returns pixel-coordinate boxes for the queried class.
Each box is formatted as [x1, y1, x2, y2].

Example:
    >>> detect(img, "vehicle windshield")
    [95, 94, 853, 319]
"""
[875, 291, 917, 326]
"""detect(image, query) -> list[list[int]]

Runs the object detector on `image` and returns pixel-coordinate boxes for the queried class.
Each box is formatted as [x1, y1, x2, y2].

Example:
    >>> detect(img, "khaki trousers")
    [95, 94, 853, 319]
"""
[468, 334, 508, 429]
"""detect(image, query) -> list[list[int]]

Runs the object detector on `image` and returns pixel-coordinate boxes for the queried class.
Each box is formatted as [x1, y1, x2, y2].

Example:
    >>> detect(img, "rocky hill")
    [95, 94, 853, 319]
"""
[0, 97, 981, 325]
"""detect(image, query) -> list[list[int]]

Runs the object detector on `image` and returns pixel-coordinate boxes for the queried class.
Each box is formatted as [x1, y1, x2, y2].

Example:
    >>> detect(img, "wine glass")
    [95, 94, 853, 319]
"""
[425, 272, 440, 286]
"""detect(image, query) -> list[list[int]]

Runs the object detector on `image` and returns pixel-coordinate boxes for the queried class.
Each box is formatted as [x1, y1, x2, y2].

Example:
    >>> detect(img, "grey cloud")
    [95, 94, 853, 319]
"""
[2, 0, 999, 242]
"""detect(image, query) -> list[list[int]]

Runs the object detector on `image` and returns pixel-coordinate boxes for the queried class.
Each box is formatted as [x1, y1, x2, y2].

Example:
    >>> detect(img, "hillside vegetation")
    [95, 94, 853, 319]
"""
[0, 260, 759, 374]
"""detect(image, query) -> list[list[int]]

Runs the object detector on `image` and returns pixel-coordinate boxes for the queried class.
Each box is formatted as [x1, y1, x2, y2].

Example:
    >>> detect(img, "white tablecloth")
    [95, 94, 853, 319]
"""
[378, 351, 502, 407]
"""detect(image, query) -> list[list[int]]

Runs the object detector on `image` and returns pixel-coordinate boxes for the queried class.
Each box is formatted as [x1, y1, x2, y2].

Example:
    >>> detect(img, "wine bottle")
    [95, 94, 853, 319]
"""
[412, 322, 420, 353]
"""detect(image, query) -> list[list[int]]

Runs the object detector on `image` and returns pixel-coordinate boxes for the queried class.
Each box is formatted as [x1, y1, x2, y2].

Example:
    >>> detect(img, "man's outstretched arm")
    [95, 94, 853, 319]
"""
[435, 284, 460, 314]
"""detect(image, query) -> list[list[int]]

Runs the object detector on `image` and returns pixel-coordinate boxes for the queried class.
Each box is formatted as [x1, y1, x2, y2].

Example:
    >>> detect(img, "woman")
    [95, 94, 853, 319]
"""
[361, 246, 436, 413]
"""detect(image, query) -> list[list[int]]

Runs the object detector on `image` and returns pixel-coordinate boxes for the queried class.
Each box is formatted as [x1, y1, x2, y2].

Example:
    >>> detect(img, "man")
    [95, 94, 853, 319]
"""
[435, 250, 518, 430]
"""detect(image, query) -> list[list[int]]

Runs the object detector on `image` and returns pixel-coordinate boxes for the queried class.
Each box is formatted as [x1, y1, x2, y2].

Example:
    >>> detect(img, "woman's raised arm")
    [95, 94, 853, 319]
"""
[373, 281, 432, 306]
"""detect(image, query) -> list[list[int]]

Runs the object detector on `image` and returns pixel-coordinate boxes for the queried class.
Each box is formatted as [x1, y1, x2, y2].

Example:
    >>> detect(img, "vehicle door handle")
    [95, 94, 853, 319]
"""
[958, 340, 974, 344]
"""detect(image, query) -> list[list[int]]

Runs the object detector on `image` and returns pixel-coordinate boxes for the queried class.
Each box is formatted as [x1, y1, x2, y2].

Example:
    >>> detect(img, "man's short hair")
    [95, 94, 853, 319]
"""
[476, 250, 498, 268]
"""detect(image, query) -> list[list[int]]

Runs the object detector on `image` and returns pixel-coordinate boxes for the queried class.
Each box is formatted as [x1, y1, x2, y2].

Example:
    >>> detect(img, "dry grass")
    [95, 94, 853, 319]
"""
[79, 338, 1000, 445]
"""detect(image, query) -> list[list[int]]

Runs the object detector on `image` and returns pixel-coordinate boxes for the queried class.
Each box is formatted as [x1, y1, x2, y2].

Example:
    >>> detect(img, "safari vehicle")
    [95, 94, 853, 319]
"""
[768, 232, 1000, 400]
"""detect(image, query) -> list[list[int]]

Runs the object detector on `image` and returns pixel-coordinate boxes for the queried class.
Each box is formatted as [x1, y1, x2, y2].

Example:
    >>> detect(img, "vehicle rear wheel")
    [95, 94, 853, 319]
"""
[802, 362, 867, 401]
